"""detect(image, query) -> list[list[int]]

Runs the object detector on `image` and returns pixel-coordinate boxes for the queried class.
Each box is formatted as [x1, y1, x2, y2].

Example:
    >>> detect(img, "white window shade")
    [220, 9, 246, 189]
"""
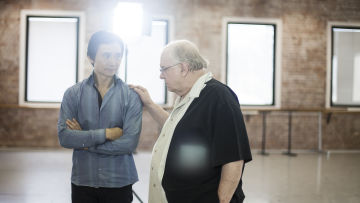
[227, 23, 276, 106]
[331, 27, 360, 107]
[26, 16, 78, 102]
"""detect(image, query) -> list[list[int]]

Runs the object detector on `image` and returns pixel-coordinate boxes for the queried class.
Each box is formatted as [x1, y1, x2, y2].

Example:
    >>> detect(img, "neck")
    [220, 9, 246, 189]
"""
[178, 69, 207, 97]
[94, 72, 113, 90]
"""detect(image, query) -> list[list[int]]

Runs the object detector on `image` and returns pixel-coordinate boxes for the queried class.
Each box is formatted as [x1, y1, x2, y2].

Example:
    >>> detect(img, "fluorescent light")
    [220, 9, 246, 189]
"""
[113, 2, 143, 42]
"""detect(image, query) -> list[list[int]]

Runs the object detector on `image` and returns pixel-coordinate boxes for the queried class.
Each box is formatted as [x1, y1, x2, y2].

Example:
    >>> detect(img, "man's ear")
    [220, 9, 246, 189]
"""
[88, 56, 95, 67]
[181, 63, 190, 77]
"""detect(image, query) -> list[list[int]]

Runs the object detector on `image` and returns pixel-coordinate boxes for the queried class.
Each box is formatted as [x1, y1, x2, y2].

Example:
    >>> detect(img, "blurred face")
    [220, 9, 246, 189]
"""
[91, 43, 123, 78]
[159, 49, 184, 94]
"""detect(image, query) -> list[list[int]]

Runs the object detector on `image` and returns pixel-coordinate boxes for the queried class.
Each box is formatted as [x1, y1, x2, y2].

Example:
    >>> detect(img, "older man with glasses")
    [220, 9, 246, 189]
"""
[131, 40, 252, 203]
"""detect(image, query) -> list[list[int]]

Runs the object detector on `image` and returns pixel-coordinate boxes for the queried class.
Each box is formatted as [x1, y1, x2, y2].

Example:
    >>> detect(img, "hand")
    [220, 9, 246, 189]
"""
[129, 84, 154, 108]
[66, 118, 82, 130]
[106, 127, 123, 140]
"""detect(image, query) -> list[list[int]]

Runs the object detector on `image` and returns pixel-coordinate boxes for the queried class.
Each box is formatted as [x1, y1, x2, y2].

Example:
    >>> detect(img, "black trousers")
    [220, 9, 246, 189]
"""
[71, 183, 133, 203]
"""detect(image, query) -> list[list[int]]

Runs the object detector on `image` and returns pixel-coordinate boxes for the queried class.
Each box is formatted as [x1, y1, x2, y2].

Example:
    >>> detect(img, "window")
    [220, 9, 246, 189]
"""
[328, 24, 360, 108]
[19, 10, 85, 107]
[224, 18, 281, 107]
[118, 19, 169, 104]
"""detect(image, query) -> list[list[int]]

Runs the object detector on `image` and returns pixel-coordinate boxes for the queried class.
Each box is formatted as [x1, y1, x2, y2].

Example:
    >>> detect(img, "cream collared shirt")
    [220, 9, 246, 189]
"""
[148, 72, 213, 203]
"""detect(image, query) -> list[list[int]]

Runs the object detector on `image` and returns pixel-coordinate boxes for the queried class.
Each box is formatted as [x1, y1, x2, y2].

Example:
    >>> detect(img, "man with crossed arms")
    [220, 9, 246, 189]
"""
[58, 31, 142, 203]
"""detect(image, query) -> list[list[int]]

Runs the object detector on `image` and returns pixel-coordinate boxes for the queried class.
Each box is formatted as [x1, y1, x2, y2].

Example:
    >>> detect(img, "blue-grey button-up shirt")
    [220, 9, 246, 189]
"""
[57, 72, 142, 188]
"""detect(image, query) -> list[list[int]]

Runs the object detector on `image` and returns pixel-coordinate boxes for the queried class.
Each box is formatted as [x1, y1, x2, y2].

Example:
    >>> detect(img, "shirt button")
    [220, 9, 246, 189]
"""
[153, 184, 156, 187]
[154, 150, 157, 152]
[151, 166, 154, 170]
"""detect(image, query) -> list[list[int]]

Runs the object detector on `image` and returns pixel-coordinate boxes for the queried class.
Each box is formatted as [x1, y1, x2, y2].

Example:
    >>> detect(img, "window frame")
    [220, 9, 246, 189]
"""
[222, 17, 282, 109]
[19, 10, 86, 108]
[121, 17, 171, 105]
[153, 18, 170, 105]
[160, 16, 177, 107]
[326, 21, 360, 111]
[119, 15, 175, 106]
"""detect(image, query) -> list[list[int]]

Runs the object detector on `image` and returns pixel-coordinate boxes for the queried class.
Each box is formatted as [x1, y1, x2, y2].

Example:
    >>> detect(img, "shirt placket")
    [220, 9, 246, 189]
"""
[96, 86, 101, 187]
[158, 100, 189, 194]
[150, 106, 181, 202]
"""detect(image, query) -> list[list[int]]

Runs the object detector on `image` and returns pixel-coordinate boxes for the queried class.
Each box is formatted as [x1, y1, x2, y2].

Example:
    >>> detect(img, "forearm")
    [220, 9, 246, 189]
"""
[90, 116, 141, 155]
[218, 160, 244, 203]
[146, 103, 169, 127]
[58, 127, 106, 149]
[89, 131, 140, 155]
[89, 139, 136, 155]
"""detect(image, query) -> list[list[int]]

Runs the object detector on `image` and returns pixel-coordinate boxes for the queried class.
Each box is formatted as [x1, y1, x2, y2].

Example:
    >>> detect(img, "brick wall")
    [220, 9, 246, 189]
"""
[0, 0, 360, 150]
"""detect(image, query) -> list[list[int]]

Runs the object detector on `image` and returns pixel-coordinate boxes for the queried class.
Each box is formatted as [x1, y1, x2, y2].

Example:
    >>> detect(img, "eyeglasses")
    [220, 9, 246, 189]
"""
[160, 63, 181, 73]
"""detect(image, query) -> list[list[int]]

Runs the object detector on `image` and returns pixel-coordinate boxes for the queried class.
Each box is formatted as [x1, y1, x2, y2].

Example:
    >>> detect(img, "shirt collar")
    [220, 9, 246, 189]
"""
[187, 71, 213, 98]
[174, 72, 213, 107]
[87, 71, 120, 87]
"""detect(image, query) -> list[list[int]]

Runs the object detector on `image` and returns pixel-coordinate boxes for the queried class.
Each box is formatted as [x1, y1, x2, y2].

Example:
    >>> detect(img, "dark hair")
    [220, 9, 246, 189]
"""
[87, 31, 124, 62]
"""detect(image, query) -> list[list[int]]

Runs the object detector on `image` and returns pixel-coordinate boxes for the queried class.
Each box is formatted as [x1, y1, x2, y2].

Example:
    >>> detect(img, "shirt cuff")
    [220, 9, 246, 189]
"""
[91, 129, 106, 145]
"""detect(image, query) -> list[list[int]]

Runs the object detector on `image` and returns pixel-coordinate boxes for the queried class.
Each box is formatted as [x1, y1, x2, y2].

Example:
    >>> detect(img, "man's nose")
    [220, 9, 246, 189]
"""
[109, 55, 120, 65]
[160, 72, 165, 79]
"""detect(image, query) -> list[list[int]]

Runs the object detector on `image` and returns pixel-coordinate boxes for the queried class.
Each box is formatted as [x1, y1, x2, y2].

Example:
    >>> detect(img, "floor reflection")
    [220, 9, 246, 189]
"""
[0, 149, 359, 203]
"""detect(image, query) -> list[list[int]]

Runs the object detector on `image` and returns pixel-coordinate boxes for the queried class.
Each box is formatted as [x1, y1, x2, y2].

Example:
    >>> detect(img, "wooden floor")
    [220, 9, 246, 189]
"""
[0, 149, 359, 203]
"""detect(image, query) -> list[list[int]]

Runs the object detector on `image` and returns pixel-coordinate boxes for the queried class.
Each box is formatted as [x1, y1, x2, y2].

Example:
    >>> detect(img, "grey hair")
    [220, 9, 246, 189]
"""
[165, 40, 209, 71]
